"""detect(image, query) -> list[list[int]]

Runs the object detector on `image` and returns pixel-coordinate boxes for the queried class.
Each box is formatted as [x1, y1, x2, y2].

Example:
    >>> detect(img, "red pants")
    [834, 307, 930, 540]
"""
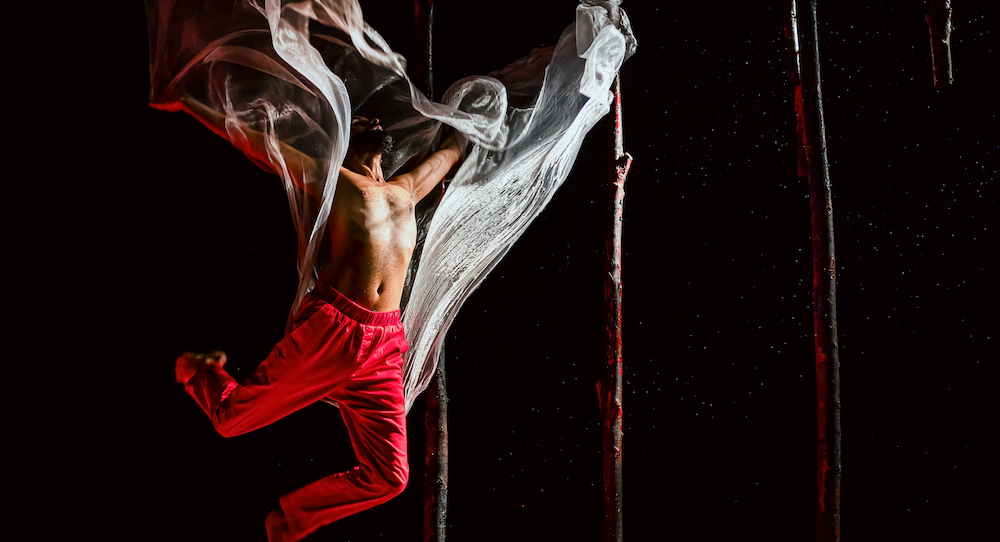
[184, 281, 409, 541]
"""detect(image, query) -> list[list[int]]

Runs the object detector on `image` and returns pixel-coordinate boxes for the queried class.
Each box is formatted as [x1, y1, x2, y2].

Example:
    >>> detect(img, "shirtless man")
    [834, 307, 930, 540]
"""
[174, 106, 463, 542]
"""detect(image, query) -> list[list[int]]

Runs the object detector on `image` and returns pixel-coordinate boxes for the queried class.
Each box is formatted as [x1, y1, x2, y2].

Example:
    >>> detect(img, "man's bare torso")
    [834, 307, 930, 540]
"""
[310, 116, 461, 312]
[317, 168, 418, 312]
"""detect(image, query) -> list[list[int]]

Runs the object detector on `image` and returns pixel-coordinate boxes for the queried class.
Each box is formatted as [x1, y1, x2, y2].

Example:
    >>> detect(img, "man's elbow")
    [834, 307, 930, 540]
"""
[212, 415, 240, 439]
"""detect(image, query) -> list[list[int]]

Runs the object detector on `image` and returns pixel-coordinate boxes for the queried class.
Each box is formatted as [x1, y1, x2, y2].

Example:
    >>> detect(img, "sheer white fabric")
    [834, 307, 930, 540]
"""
[146, 0, 637, 412]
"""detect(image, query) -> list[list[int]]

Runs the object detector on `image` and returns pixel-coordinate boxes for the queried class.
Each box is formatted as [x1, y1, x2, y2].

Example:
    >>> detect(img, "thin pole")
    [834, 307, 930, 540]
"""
[413, 0, 434, 99]
[598, 74, 631, 542]
[413, 2, 448, 541]
[424, 349, 448, 542]
[925, 0, 954, 88]
[790, 2, 842, 541]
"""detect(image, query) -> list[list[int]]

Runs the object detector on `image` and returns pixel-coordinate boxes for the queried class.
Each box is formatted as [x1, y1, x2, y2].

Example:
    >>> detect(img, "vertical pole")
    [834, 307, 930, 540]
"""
[791, 2, 842, 541]
[414, 2, 447, 541]
[925, 0, 954, 88]
[413, 0, 434, 99]
[424, 349, 448, 542]
[598, 74, 631, 542]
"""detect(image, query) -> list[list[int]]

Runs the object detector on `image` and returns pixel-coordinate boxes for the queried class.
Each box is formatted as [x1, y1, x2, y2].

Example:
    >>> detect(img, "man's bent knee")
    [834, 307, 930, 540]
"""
[210, 407, 255, 439]
[215, 423, 239, 439]
[383, 466, 408, 499]
[366, 463, 408, 501]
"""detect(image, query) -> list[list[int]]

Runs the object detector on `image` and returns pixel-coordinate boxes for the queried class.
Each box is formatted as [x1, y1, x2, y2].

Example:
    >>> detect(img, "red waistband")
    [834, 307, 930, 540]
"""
[311, 280, 403, 327]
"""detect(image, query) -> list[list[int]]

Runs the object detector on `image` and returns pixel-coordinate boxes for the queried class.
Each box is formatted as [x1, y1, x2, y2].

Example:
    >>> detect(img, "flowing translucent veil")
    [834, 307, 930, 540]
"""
[146, 0, 637, 412]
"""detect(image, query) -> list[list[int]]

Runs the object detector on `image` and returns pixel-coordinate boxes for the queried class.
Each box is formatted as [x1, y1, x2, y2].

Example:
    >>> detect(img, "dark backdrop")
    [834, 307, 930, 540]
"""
[27, 1, 994, 541]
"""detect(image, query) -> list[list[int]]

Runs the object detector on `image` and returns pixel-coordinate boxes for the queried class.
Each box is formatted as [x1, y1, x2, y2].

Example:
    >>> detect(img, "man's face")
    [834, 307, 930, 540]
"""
[349, 116, 393, 155]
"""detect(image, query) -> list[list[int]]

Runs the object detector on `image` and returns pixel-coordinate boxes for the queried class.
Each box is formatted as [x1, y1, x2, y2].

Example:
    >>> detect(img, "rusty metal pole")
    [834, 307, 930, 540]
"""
[414, 2, 448, 541]
[598, 74, 631, 542]
[791, 2, 842, 541]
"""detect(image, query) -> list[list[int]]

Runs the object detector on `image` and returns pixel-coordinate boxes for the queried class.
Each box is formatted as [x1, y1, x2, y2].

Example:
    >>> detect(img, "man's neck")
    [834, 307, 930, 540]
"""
[343, 151, 385, 182]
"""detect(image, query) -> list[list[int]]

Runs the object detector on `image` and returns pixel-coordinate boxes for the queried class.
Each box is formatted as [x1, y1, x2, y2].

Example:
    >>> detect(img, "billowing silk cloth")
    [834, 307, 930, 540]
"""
[146, 0, 637, 412]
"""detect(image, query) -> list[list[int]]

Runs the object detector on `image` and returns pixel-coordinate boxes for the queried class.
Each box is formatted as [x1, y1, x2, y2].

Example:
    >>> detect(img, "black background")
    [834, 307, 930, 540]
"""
[24, 1, 994, 540]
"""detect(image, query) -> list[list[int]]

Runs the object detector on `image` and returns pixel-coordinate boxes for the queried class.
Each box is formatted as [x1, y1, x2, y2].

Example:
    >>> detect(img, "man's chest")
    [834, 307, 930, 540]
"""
[334, 180, 416, 243]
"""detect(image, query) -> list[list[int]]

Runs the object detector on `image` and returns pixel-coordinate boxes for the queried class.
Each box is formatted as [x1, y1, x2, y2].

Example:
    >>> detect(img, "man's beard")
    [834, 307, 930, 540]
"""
[352, 130, 394, 155]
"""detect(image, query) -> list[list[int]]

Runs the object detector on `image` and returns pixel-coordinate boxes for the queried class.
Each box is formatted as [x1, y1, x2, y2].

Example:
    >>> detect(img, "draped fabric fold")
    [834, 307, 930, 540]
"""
[146, 0, 637, 412]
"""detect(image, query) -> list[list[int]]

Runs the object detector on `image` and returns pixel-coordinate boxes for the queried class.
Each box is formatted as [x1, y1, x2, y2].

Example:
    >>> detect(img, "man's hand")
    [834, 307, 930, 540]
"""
[175, 351, 227, 385]
[437, 126, 467, 157]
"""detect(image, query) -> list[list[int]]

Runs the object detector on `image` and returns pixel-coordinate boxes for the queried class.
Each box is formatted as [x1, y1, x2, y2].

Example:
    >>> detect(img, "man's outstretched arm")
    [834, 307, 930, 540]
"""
[179, 95, 325, 202]
[392, 131, 464, 202]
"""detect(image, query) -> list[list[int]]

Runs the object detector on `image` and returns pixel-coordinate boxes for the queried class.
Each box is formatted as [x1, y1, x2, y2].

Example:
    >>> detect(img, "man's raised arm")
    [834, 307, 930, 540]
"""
[179, 95, 325, 202]
[392, 131, 464, 202]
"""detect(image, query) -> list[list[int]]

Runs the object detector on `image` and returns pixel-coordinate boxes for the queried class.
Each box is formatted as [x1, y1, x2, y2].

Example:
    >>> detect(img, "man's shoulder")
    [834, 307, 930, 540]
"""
[338, 166, 367, 184]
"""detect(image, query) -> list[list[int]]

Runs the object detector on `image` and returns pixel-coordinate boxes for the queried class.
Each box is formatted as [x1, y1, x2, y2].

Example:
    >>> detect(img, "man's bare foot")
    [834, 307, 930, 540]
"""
[174, 350, 227, 385]
[265, 509, 289, 542]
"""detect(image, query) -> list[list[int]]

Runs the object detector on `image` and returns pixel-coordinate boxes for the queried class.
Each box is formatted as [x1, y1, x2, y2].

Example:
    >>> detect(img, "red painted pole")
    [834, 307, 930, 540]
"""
[598, 74, 631, 542]
[789, 2, 842, 540]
